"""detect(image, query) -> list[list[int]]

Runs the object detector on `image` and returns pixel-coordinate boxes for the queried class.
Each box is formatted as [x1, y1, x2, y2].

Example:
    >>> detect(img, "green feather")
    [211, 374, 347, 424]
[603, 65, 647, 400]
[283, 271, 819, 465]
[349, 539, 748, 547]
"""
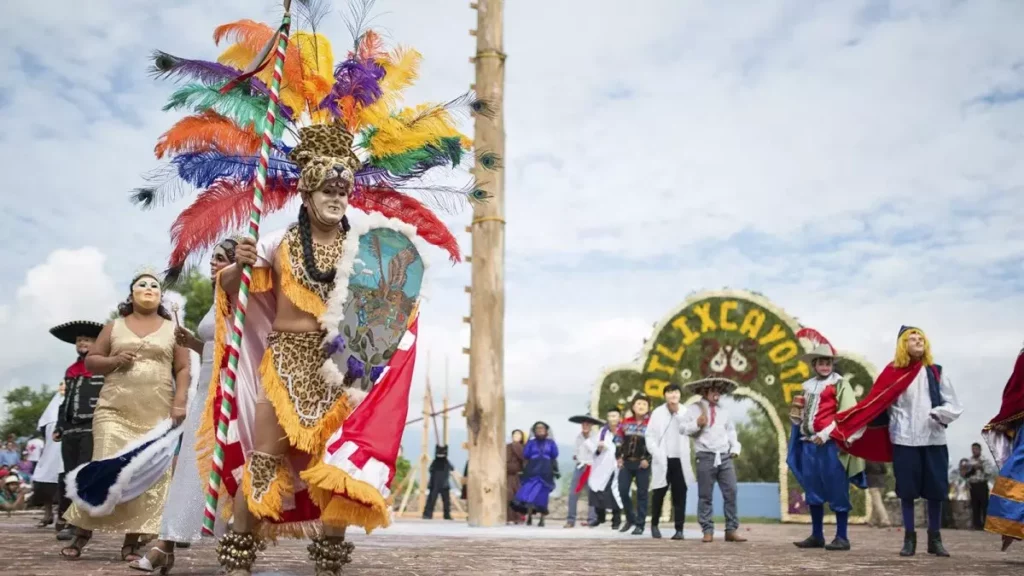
[163, 83, 285, 138]
[371, 137, 466, 175]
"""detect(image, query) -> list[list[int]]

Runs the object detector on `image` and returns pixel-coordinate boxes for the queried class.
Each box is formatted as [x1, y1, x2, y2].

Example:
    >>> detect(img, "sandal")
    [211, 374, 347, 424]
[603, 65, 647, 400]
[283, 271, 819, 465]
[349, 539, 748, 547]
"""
[129, 546, 175, 574]
[122, 543, 143, 562]
[60, 534, 91, 560]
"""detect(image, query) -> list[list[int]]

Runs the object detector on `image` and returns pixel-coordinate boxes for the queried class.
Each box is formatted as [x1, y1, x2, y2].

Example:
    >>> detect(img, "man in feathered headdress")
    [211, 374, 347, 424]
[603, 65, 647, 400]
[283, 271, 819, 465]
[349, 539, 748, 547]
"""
[830, 326, 962, 557]
[48, 320, 103, 541]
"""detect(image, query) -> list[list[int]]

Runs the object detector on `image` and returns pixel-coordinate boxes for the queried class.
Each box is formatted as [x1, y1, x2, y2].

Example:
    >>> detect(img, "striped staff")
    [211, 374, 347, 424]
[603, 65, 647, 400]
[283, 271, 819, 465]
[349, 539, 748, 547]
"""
[201, 2, 294, 536]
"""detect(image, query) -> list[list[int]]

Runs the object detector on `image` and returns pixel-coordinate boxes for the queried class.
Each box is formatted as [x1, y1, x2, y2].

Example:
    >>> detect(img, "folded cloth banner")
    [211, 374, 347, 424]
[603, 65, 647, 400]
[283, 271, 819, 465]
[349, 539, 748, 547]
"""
[301, 312, 419, 533]
[65, 418, 182, 517]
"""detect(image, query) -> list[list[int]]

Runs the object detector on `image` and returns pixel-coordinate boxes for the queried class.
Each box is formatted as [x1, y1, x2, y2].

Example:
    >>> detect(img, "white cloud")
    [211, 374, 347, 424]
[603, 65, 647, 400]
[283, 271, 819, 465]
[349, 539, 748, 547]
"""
[2, 0, 1022, 467]
[0, 247, 120, 392]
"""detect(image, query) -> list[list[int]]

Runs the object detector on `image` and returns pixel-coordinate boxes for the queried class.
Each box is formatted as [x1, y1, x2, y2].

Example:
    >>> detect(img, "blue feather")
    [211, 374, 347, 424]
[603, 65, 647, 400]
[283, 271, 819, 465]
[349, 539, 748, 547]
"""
[172, 151, 299, 188]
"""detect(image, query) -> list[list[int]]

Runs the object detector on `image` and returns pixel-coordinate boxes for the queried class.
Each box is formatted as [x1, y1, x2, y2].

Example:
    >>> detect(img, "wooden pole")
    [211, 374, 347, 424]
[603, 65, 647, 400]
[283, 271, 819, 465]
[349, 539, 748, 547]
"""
[466, 0, 506, 529]
[418, 381, 430, 513]
[443, 357, 450, 446]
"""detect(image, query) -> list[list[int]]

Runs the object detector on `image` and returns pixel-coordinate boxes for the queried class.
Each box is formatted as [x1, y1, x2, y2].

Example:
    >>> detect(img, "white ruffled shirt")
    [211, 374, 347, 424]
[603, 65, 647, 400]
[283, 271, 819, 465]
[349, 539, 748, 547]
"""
[888, 366, 962, 447]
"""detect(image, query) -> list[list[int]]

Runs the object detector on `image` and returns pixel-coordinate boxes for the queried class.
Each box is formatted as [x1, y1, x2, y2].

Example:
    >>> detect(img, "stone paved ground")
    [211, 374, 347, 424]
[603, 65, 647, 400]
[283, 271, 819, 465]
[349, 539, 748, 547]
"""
[1, 514, 1021, 576]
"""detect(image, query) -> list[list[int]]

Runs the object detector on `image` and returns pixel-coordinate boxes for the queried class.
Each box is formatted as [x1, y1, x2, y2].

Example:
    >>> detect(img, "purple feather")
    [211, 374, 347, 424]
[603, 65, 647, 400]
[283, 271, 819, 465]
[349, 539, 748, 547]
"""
[150, 51, 294, 122]
[319, 58, 385, 116]
[370, 365, 385, 382]
[325, 335, 347, 357]
[346, 356, 366, 379]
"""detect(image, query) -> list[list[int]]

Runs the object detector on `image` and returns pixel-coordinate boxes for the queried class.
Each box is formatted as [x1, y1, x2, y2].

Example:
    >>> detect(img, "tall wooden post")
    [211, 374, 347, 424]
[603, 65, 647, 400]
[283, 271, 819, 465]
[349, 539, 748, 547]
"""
[466, 0, 506, 527]
[418, 381, 430, 513]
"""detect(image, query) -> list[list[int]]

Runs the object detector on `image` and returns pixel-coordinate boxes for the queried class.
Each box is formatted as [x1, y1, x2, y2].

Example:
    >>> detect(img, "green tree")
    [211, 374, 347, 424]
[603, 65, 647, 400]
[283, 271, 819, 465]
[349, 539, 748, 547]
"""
[1, 385, 54, 438]
[175, 269, 214, 332]
[393, 455, 412, 492]
[733, 406, 779, 482]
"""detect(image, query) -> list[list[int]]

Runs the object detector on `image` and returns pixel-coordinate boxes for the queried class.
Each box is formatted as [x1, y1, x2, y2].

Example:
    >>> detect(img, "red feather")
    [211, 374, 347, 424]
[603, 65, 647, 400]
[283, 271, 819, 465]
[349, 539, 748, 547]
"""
[351, 186, 461, 263]
[167, 179, 296, 270]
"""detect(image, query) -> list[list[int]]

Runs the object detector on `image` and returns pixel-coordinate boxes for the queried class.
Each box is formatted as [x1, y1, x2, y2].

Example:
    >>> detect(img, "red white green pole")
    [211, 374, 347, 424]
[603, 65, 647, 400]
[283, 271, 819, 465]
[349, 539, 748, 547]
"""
[201, 5, 292, 537]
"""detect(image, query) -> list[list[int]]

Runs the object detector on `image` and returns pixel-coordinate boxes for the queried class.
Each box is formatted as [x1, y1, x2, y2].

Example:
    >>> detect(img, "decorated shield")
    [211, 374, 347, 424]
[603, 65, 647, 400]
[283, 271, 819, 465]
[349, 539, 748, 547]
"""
[328, 226, 424, 395]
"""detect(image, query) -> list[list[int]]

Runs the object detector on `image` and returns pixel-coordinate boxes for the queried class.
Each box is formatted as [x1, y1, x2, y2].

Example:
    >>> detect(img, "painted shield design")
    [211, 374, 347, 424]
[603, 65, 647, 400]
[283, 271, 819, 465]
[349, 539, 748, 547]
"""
[328, 226, 424, 394]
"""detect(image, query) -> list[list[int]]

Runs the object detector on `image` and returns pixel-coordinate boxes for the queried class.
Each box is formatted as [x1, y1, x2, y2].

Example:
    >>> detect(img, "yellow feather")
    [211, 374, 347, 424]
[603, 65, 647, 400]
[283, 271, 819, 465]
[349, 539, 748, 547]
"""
[364, 103, 470, 158]
[216, 43, 306, 114]
[294, 32, 336, 113]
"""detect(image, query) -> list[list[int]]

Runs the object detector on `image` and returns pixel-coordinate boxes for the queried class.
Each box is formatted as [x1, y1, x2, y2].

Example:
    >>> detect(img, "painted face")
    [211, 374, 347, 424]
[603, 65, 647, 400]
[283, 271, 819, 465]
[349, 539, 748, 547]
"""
[813, 358, 833, 378]
[705, 389, 722, 404]
[906, 332, 926, 359]
[74, 335, 95, 356]
[304, 178, 351, 227]
[664, 389, 681, 405]
[132, 275, 162, 311]
[210, 245, 232, 277]
[511, 430, 523, 443]
[632, 399, 650, 417]
[606, 411, 621, 428]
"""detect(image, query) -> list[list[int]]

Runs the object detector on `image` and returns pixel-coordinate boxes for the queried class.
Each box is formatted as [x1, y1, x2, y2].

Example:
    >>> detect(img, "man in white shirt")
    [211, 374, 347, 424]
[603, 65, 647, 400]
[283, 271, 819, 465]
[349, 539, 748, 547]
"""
[645, 383, 696, 540]
[24, 435, 44, 472]
[565, 416, 600, 527]
[680, 377, 746, 543]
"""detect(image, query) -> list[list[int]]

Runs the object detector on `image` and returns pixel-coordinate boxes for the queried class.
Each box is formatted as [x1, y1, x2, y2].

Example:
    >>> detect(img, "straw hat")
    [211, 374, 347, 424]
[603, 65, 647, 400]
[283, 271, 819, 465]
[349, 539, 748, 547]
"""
[683, 377, 738, 395]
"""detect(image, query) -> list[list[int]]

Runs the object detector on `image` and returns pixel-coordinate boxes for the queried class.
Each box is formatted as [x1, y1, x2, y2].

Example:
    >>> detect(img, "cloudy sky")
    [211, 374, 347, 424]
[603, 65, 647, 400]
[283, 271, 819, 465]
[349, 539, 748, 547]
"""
[1, 0, 1022, 465]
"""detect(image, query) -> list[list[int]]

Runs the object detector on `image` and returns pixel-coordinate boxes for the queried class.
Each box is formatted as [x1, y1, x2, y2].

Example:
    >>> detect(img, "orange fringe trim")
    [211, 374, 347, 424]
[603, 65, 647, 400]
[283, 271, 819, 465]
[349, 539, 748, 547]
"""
[300, 462, 390, 534]
[255, 518, 324, 542]
[258, 347, 352, 455]
[277, 237, 327, 318]
[241, 456, 292, 521]
[195, 279, 232, 495]
[250, 266, 274, 293]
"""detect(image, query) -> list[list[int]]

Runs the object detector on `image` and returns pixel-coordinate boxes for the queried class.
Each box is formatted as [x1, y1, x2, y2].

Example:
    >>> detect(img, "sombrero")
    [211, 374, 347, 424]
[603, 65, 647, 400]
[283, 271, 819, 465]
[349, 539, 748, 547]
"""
[802, 343, 836, 363]
[683, 377, 738, 395]
[568, 415, 604, 426]
[49, 321, 104, 345]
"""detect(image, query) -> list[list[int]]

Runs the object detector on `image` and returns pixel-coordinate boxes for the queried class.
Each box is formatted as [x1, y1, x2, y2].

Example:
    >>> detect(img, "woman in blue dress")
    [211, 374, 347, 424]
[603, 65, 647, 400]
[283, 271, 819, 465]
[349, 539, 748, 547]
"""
[511, 422, 560, 526]
[983, 347, 1024, 551]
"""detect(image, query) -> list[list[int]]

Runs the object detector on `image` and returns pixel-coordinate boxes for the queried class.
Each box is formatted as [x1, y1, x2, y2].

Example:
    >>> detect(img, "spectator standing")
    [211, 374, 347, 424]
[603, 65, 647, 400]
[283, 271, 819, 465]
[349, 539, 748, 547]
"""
[963, 442, 995, 530]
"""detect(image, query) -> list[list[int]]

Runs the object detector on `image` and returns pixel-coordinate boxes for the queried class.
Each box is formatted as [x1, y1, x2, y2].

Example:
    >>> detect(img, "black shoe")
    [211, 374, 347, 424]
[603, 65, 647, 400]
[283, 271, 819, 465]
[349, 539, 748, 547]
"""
[587, 520, 603, 528]
[794, 535, 826, 549]
[538, 516, 545, 528]
[175, 542, 191, 549]
[443, 515, 454, 520]
[671, 530, 684, 540]
[421, 514, 431, 520]
[651, 526, 662, 539]
[825, 537, 850, 551]
[618, 522, 633, 533]
[927, 531, 949, 557]
[631, 525, 644, 536]
[611, 522, 621, 530]
[526, 515, 533, 526]
[900, 531, 916, 557]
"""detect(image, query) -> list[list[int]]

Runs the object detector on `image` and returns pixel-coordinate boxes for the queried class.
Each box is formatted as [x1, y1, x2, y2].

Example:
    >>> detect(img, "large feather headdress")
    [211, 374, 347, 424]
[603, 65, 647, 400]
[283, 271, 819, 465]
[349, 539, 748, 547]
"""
[135, 1, 496, 282]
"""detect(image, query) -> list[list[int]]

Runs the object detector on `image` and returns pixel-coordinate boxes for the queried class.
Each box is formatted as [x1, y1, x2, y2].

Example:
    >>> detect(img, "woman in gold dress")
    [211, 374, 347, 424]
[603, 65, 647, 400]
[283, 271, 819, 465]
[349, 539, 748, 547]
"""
[61, 272, 190, 561]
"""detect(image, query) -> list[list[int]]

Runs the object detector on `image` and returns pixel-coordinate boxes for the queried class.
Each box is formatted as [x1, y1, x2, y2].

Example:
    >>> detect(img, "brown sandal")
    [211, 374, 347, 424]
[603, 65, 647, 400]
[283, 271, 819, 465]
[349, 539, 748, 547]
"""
[60, 534, 91, 560]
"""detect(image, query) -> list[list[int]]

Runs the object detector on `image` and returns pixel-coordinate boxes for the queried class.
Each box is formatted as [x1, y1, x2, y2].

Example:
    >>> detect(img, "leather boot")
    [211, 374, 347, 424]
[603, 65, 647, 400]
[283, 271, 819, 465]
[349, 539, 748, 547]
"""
[794, 535, 825, 548]
[725, 530, 747, 542]
[926, 531, 949, 557]
[899, 531, 916, 557]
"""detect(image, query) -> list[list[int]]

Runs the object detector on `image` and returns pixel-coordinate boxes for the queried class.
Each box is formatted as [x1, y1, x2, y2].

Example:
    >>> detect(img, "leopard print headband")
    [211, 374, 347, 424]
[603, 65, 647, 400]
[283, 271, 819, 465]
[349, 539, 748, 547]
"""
[289, 123, 361, 193]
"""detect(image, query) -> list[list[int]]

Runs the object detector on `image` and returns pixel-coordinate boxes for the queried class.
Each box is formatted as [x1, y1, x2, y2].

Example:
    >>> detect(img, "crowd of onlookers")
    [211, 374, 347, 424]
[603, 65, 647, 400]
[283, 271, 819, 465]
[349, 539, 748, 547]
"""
[0, 432, 45, 513]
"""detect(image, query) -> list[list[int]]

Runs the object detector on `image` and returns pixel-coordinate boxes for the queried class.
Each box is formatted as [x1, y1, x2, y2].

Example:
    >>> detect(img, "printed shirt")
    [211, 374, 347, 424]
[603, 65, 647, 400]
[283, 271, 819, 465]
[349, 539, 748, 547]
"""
[616, 415, 651, 461]
[799, 373, 843, 440]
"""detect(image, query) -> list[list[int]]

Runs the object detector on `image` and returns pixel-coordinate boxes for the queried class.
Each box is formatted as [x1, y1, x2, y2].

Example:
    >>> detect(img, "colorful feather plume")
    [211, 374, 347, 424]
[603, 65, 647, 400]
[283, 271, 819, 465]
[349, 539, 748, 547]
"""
[139, 2, 497, 271]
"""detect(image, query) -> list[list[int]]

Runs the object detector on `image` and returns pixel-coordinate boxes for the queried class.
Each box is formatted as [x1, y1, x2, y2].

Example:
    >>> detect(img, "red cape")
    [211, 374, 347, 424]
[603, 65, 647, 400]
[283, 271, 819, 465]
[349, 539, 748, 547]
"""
[830, 362, 926, 462]
[984, 349, 1024, 431]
